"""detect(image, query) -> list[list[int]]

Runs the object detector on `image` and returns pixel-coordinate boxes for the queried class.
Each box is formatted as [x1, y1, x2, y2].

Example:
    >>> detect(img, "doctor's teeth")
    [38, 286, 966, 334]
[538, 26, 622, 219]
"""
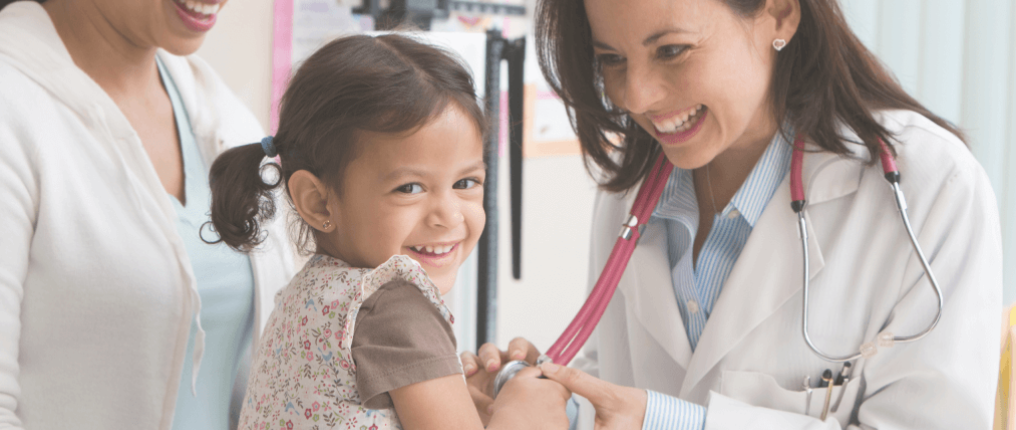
[179, 0, 220, 15]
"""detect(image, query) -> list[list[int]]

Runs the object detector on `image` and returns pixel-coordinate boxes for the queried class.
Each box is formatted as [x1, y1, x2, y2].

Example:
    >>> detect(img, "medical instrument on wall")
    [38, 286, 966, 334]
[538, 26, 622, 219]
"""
[792, 136, 944, 362]
[802, 376, 813, 416]
[493, 134, 945, 396]
[819, 369, 835, 420]
[476, 29, 527, 347]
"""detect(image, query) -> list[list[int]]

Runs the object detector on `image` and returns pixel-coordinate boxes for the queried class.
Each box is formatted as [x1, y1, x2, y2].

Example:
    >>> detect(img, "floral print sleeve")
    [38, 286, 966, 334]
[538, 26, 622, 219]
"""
[237, 255, 455, 430]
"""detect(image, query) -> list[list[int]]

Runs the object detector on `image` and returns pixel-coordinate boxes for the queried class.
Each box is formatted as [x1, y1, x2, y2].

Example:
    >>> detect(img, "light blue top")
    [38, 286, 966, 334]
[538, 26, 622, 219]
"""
[641, 131, 793, 430]
[157, 59, 257, 430]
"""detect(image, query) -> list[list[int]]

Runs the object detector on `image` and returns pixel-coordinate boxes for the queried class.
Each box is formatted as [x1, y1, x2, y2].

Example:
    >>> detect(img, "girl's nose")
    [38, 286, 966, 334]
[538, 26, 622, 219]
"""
[428, 195, 465, 229]
[622, 62, 666, 115]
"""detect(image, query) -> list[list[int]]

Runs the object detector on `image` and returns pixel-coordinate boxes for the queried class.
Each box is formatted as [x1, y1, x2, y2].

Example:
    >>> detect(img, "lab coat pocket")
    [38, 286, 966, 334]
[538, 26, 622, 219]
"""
[720, 370, 861, 424]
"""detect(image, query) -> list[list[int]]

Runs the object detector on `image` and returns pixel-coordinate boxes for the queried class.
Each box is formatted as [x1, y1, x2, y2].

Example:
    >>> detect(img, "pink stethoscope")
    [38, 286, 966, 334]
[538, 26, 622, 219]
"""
[493, 136, 944, 396]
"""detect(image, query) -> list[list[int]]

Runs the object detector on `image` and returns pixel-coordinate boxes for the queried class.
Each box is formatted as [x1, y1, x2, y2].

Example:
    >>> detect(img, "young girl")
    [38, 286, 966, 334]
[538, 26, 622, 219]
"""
[207, 34, 568, 430]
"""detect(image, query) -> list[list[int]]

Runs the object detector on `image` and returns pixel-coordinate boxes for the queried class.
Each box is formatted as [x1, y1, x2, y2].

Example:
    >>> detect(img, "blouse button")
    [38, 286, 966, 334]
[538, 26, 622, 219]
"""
[727, 209, 740, 220]
[687, 300, 700, 314]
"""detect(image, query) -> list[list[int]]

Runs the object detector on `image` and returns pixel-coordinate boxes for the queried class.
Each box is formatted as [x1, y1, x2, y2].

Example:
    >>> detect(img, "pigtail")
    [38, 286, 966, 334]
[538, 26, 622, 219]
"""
[204, 142, 282, 252]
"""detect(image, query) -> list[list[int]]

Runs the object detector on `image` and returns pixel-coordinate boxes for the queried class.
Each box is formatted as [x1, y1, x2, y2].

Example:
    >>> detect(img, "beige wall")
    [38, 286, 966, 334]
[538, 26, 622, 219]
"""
[196, 1, 598, 353]
[196, 0, 275, 131]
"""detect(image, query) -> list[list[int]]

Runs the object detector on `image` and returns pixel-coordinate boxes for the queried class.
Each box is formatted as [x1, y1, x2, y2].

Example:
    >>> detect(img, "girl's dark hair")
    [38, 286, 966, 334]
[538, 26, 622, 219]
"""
[536, 0, 965, 192]
[207, 34, 486, 252]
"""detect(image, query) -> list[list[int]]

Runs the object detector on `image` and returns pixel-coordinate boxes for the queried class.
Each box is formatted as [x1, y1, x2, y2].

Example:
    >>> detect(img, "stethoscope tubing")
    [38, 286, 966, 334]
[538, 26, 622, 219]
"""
[544, 154, 674, 365]
[542, 136, 945, 367]
[796, 137, 944, 362]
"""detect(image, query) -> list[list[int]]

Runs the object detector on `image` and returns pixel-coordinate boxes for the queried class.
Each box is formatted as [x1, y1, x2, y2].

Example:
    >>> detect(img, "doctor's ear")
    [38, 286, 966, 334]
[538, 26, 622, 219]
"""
[288, 170, 337, 233]
[764, 0, 801, 42]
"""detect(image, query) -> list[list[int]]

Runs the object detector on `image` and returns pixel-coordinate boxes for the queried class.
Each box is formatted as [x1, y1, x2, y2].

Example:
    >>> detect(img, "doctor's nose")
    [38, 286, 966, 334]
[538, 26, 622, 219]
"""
[621, 62, 667, 116]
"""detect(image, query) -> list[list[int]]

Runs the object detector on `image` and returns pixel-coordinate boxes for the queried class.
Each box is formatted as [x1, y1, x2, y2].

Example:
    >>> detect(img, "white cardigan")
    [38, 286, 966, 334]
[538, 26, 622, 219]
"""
[0, 3, 295, 429]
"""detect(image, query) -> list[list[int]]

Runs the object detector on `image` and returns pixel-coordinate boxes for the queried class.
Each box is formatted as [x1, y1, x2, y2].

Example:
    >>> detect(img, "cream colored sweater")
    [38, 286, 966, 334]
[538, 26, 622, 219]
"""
[0, 3, 294, 429]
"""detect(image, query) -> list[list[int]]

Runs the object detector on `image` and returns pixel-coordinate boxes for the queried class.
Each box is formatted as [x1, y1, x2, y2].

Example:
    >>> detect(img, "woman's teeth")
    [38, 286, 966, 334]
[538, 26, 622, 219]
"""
[652, 104, 705, 134]
[410, 245, 454, 255]
[174, 0, 220, 15]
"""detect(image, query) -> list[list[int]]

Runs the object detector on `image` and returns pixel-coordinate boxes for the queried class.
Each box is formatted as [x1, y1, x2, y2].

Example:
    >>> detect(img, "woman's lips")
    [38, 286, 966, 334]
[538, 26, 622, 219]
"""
[171, 0, 219, 33]
[654, 107, 708, 145]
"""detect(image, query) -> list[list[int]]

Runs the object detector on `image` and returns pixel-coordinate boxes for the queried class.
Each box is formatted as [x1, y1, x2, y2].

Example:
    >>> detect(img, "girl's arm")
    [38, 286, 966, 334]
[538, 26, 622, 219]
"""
[391, 367, 570, 430]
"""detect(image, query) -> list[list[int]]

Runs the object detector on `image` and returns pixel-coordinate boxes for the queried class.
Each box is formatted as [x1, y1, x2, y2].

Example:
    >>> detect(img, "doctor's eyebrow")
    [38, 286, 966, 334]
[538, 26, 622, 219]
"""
[592, 27, 694, 51]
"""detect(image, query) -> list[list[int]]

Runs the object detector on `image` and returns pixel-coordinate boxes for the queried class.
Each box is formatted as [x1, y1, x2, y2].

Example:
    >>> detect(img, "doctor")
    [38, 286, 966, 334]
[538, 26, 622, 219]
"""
[463, 0, 1002, 428]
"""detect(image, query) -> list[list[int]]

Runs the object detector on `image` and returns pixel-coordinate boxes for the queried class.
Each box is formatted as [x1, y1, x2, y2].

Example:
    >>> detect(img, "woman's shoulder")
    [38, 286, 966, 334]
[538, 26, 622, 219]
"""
[156, 51, 265, 148]
[873, 109, 990, 198]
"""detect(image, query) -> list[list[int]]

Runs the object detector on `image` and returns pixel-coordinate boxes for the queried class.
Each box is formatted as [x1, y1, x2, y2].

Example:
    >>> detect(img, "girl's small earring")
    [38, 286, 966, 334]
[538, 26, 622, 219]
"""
[773, 39, 787, 52]
[322, 220, 332, 231]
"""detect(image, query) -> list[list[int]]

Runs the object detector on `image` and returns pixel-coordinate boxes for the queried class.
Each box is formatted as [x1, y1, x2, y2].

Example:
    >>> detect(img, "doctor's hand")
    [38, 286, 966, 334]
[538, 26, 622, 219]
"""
[539, 361, 647, 430]
[489, 366, 572, 430]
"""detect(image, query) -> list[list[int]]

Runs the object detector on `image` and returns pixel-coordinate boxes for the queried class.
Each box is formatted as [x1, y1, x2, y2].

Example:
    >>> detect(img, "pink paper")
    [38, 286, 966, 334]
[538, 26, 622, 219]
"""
[270, 0, 294, 134]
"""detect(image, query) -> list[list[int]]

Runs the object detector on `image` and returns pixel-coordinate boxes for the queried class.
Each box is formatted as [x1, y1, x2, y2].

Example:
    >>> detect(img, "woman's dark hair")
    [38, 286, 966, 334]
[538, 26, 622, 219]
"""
[536, 0, 965, 192]
[207, 33, 486, 253]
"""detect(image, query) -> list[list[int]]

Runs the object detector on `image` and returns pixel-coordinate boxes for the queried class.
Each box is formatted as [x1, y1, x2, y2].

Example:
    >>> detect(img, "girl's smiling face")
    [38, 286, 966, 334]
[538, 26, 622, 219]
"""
[586, 0, 793, 169]
[317, 103, 485, 294]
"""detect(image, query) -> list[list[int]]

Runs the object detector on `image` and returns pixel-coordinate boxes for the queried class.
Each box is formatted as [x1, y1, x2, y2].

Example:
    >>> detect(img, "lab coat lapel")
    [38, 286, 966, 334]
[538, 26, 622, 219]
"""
[679, 149, 863, 395]
[620, 219, 694, 368]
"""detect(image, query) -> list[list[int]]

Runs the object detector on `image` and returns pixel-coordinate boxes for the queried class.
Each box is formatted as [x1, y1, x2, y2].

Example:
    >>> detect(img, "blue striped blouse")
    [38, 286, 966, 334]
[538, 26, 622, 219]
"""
[642, 131, 793, 430]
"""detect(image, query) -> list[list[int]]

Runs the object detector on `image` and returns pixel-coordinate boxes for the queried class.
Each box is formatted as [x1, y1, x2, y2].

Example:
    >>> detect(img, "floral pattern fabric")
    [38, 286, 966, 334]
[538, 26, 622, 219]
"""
[238, 254, 454, 430]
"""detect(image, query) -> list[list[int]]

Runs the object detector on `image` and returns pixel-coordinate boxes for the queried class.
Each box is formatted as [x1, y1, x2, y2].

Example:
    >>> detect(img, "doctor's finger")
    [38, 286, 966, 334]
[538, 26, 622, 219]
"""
[477, 342, 508, 372]
[506, 337, 541, 363]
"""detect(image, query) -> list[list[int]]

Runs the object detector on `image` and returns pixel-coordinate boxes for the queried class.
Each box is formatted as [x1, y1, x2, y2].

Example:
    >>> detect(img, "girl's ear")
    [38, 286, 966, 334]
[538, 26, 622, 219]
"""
[289, 170, 336, 233]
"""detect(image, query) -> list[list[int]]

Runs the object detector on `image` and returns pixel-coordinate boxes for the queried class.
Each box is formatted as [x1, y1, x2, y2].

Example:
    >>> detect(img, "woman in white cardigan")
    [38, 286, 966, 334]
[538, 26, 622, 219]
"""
[0, 1, 294, 429]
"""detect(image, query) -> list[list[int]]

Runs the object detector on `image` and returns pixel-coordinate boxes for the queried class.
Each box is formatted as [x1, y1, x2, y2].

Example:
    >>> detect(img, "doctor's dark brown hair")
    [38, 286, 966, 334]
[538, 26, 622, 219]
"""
[206, 33, 486, 253]
[536, 0, 965, 192]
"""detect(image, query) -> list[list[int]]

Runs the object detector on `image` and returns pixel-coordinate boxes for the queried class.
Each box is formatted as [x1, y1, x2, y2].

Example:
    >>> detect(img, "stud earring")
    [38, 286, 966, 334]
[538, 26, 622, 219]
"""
[773, 39, 787, 51]
[322, 220, 332, 230]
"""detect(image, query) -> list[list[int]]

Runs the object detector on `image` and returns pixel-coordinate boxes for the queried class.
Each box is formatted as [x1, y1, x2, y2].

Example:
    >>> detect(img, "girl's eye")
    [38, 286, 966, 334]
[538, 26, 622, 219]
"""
[395, 183, 424, 194]
[596, 54, 625, 68]
[657, 45, 688, 60]
[453, 178, 481, 190]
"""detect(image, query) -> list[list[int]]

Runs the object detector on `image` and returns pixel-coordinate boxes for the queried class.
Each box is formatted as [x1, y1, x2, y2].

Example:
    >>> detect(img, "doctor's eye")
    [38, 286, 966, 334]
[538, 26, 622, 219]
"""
[656, 45, 688, 60]
[595, 54, 625, 68]
[394, 183, 424, 194]
[453, 178, 481, 190]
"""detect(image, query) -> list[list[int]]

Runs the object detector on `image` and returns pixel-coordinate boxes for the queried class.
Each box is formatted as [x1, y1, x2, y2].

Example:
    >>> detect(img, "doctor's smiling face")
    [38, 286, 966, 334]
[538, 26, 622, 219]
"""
[585, 0, 800, 170]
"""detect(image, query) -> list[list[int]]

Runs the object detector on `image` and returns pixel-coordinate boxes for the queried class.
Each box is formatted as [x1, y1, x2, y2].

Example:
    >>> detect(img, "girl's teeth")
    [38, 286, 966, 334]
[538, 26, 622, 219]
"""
[410, 244, 456, 255]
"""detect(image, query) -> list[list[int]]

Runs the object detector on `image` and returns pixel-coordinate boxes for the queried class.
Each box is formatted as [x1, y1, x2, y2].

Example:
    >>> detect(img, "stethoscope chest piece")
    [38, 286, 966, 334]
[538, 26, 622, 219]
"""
[492, 360, 531, 398]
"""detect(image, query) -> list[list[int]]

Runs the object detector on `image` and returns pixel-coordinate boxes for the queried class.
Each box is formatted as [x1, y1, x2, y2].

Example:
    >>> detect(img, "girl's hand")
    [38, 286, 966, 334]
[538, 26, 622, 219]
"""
[461, 337, 542, 376]
[490, 367, 572, 430]
[460, 337, 541, 423]
[539, 362, 647, 430]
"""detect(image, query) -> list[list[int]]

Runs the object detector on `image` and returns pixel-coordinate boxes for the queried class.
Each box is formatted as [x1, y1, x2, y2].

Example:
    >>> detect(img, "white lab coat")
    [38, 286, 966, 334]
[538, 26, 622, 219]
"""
[574, 109, 1002, 429]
